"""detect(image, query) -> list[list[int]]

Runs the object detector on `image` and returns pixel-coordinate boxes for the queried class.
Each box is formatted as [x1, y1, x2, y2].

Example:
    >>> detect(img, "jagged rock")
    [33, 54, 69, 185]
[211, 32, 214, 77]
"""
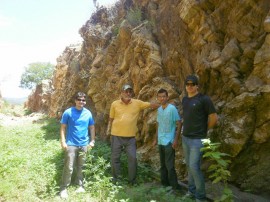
[26, 0, 270, 195]
[25, 80, 52, 113]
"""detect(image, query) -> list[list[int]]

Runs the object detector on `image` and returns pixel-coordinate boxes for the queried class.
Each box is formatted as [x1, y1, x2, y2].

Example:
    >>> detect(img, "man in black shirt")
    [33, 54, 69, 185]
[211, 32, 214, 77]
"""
[181, 75, 218, 202]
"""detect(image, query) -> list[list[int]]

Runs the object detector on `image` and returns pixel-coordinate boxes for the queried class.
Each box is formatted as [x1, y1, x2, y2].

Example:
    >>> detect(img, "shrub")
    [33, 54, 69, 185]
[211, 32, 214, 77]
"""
[126, 6, 142, 27]
[201, 139, 234, 201]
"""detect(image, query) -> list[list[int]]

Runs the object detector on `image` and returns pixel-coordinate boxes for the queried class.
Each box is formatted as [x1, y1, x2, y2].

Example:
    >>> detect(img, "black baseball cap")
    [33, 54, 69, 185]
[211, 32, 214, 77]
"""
[185, 75, 199, 85]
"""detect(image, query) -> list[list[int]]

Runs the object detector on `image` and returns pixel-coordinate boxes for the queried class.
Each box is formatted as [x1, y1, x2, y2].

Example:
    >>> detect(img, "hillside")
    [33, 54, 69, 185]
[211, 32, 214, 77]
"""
[26, 0, 270, 196]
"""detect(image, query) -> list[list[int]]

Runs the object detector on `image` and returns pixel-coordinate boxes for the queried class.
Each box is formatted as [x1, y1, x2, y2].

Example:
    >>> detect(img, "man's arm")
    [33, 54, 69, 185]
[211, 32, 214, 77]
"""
[208, 113, 218, 129]
[106, 118, 114, 136]
[152, 122, 158, 147]
[88, 125, 96, 148]
[60, 124, 67, 149]
[172, 120, 182, 149]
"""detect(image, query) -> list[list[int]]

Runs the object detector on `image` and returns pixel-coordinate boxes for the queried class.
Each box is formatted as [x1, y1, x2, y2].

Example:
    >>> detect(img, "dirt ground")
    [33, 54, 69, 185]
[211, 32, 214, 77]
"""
[0, 112, 44, 126]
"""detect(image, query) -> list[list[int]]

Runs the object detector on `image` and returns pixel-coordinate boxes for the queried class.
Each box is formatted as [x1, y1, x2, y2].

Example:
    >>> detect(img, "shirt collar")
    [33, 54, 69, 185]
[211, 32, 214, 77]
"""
[120, 98, 133, 104]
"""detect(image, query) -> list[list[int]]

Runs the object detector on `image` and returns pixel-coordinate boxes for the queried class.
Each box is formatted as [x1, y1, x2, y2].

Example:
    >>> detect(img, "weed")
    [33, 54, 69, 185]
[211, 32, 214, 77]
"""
[201, 138, 234, 202]
[126, 6, 142, 27]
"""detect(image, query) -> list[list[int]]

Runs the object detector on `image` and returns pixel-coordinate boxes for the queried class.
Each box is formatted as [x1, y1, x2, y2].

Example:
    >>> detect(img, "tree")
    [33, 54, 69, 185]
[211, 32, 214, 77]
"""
[20, 62, 55, 89]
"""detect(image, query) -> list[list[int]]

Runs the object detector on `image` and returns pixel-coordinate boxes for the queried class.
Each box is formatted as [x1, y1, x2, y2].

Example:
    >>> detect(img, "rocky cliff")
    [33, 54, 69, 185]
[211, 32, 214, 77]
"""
[27, 0, 270, 195]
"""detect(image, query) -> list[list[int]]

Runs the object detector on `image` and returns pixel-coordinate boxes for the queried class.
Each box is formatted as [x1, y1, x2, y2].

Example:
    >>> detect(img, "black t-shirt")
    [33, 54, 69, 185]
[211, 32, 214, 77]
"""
[182, 93, 216, 139]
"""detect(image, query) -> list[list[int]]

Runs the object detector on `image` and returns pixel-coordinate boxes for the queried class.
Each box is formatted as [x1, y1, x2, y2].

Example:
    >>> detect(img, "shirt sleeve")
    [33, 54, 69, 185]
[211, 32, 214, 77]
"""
[60, 110, 69, 124]
[88, 113, 95, 126]
[172, 105, 181, 121]
[203, 95, 216, 115]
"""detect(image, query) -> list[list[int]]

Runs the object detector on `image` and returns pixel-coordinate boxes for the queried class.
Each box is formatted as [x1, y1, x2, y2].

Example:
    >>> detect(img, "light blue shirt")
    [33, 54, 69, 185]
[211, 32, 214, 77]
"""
[61, 107, 95, 146]
[157, 104, 181, 146]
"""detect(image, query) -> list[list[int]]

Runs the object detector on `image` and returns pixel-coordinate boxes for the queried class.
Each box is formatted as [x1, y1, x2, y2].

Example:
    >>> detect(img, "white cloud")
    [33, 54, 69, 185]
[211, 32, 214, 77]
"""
[0, 15, 12, 27]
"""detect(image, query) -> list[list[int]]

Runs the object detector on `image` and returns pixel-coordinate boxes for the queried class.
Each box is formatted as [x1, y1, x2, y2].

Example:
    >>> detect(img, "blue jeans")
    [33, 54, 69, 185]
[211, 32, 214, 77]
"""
[60, 145, 87, 190]
[182, 136, 206, 200]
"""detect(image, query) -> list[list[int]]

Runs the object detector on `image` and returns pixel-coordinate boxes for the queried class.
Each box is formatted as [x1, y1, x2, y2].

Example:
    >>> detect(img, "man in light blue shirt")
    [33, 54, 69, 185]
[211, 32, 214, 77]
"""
[153, 88, 182, 191]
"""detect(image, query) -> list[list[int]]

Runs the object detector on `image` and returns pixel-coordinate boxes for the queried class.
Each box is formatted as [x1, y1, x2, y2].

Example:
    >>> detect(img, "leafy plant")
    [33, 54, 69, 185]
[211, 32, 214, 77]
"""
[201, 139, 234, 202]
[126, 6, 142, 27]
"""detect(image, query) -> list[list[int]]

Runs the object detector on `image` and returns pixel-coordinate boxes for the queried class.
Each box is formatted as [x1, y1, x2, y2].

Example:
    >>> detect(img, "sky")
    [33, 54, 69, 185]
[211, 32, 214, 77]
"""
[0, 0, 116, 98]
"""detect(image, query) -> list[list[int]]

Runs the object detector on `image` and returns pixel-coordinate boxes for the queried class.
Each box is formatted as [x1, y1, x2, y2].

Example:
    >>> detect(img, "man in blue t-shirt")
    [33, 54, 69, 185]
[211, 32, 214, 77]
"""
[153, 88, 182, 191]
[181, 75, 218, 202]
[59, 92, 95, 199]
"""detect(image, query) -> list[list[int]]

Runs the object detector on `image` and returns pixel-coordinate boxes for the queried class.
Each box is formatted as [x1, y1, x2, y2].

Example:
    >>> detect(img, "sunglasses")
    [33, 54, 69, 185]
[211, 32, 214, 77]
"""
[77, 98, 86, 102]
[185, 83, 196, 87]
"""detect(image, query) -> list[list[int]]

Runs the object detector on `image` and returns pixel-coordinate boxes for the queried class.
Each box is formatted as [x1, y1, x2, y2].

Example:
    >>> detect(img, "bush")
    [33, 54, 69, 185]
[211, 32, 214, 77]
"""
[201, 139, 234, 201]
[126, 6, 142, 27]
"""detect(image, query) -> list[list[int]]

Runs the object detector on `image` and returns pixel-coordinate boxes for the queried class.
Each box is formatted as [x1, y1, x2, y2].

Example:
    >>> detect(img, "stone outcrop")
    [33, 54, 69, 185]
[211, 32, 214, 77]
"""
[27, 0, 270, 195]
[26, 80, 52, 113]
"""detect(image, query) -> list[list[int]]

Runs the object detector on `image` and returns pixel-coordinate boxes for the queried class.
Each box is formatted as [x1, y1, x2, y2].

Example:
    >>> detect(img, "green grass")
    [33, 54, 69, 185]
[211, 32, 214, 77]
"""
[0, 114, 191, 202]
[0, 117, 62, 201]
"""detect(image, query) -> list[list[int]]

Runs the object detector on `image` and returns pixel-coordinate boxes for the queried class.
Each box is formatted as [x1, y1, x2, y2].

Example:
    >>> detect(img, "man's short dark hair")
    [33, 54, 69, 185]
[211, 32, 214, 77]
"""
[75, 92, 86, 99]
[157, 88, 168, 96]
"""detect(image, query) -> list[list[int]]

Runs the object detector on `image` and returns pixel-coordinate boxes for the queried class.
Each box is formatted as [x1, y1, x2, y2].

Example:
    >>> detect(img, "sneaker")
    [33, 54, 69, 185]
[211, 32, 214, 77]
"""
[185, 191, 195, 198]
[75, 186, 85, 193]
[60, 189, 68, 199]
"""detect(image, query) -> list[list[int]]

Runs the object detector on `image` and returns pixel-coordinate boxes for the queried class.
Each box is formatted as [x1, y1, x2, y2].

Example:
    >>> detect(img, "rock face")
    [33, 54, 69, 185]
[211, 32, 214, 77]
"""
[27, 0, 270, 195]
[26, 80, 52, 113]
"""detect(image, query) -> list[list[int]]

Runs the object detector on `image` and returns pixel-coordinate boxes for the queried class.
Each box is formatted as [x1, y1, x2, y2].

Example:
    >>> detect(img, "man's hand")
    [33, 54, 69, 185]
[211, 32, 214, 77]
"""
[172, 139, 178, 149]
[150, 102, 160, 109]
[152, 139, 157, 147]
[61, 141, 67, 150]
[106, 118, 113, 136]
[106, 128, 111, 136]
[88, 140, 95, 150]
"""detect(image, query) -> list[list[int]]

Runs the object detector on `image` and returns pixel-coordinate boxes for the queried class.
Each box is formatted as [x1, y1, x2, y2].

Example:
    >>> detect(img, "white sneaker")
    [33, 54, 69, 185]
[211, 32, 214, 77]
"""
[75, 186, 85, 193]
[185, 191, 195, 198]
[60, 189, 68, 199]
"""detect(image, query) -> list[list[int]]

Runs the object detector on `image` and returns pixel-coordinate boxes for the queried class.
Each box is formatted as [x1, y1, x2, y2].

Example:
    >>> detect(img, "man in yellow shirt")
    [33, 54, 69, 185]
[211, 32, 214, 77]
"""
[107, 84, 159, 185]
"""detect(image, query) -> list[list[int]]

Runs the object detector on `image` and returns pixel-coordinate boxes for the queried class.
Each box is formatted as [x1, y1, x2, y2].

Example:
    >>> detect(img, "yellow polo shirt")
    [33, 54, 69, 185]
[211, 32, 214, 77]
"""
[110, 99, 151, 137]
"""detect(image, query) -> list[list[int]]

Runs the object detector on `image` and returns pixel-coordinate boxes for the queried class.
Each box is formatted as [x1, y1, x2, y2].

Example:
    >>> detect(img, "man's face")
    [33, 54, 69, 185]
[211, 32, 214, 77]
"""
[75, 96, 86, 108]
[121, 89, 133, 101]
[157, 92, 168, 105]
[185, 81, 198, 94]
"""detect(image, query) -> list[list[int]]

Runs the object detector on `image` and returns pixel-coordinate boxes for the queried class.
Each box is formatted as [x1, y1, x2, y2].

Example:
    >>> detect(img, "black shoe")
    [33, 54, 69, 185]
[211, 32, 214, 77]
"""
[128, 180, 138, 186]
[173, 184, 185, 195]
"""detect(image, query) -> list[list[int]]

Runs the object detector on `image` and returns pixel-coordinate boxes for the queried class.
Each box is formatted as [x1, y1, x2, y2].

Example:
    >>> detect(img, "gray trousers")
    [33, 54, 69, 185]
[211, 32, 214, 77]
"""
[111, 135, 137, 183]
[60, 145, 87, 190]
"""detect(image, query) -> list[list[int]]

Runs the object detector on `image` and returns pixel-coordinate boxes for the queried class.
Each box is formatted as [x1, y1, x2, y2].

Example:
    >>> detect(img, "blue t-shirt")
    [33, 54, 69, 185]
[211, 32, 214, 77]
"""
[157, 104, 181, 146]
[61, 107, 95, 146]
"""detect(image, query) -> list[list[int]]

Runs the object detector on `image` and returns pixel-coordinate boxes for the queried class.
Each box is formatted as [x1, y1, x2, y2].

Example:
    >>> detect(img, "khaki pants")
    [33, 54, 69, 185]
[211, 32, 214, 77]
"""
[60, 145, 87, 190]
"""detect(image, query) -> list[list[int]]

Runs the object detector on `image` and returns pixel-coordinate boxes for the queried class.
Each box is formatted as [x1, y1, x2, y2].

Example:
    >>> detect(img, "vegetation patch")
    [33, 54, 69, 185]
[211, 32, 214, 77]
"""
[0, 111, 189, 201]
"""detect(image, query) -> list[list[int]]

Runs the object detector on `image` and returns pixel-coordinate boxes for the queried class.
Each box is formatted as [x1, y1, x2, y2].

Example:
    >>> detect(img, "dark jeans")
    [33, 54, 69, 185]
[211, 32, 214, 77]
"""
[111, 135, 137, 183]
[60, 145, 87, 190]
[158, 143, 179, 189]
